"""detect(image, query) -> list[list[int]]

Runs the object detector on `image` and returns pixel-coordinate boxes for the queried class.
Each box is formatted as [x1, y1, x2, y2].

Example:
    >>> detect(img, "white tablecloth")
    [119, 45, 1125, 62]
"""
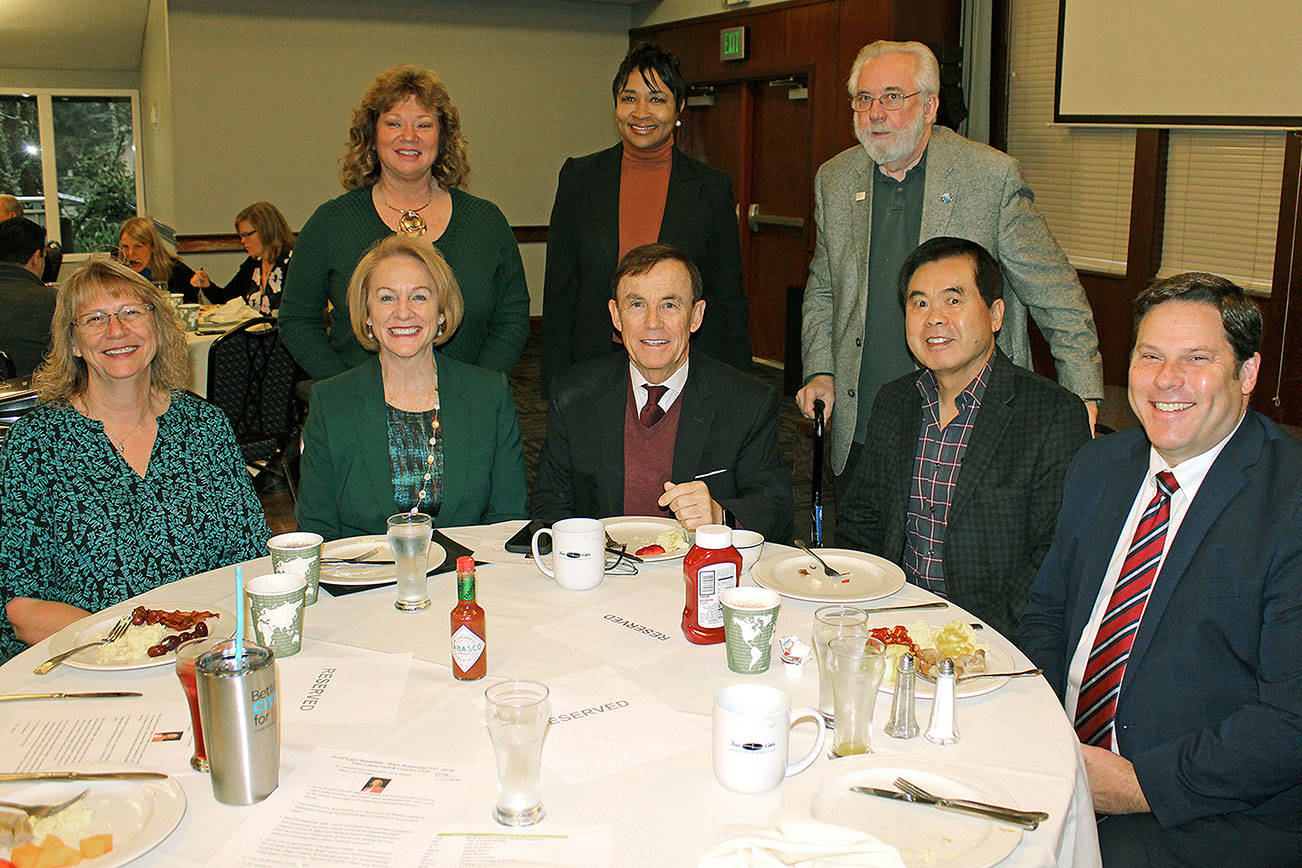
[184, 331, 219, 397]
[0, 521, 1101, 867]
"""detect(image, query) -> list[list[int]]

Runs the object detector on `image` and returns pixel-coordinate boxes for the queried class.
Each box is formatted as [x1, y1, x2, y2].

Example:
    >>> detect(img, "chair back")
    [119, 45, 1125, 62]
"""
[0, 350, 14, 380]
[41, 240, 63, 284]
[0, 377, 38, 444]
[205, 318, 299, 463]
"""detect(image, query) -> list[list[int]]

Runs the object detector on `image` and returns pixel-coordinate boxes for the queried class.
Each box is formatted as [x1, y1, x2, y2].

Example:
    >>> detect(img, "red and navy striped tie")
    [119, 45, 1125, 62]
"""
[1074, 470, 1179, 749]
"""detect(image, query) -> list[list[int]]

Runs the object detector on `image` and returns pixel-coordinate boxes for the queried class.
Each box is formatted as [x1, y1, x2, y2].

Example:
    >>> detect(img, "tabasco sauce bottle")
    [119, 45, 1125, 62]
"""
[451, 556, 487, 680]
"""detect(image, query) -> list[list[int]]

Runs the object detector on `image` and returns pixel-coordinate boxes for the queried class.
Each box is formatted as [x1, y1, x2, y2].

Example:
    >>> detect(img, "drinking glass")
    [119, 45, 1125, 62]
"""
[176, 635, 227, 771]
[484, 680, 550, 826]
[826, 636, 887, 757]
[387, 512, 433, 611]
[812, 604, 868, 722]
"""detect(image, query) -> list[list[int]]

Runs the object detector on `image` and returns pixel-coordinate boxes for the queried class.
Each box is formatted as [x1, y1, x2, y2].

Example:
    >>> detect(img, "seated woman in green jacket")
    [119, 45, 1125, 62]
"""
[296, 235, 526, 538]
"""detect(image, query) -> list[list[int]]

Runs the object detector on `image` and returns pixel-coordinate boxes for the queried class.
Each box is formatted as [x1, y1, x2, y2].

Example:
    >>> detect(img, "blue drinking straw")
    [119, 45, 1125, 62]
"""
[234, 565, 245, 668]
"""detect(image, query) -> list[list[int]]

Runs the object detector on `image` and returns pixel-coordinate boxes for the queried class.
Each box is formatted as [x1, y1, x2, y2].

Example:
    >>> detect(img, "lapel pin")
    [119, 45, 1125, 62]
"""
[855, 191, 866, 201]
[940, 192, 953, 203]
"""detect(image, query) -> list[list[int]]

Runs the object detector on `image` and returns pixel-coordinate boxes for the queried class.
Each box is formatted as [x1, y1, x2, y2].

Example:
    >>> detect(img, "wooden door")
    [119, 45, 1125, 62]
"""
[680, 76, 814, 364]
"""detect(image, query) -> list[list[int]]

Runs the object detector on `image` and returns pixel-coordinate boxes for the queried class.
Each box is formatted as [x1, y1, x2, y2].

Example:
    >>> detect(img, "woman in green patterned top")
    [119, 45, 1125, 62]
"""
[295, 235, 526, 539]
[0, 256, 269, 663]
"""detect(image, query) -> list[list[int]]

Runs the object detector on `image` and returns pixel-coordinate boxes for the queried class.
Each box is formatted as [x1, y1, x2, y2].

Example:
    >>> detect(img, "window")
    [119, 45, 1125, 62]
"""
[0, 88, 143, 255]
[1006, 0, 1134, 276]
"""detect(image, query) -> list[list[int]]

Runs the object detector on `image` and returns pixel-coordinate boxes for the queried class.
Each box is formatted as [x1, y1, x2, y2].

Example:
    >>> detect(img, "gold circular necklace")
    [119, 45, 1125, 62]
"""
[378, 186, 434, 237]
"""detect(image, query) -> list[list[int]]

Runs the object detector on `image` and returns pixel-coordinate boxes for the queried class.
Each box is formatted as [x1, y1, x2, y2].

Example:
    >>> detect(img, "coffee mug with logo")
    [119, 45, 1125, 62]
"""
[531, 518, 605, 591]
[712, 683, 826, 794]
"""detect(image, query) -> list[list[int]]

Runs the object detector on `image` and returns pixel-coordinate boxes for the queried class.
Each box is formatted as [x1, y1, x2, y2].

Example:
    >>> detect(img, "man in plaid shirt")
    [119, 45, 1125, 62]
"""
[837, 236, 1091, 634]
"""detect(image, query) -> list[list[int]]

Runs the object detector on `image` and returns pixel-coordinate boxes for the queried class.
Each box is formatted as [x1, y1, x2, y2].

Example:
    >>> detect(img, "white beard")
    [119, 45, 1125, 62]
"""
[855, 111, 928, 168]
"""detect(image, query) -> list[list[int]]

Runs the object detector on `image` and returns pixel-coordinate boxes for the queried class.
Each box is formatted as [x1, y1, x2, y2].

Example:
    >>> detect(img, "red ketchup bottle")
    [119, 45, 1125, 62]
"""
[681, 524, 742, 645]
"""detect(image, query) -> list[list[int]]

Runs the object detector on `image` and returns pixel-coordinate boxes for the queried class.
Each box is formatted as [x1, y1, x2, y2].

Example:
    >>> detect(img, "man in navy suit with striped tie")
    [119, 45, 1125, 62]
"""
[1017, 273, 1302, 865]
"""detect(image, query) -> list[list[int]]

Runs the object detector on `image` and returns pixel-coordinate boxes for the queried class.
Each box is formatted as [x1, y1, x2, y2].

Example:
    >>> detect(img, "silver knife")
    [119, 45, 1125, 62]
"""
[851, 786, 1045, 829]
[860, 601, 949, 614]
[0, 692, 144, 702]
[0, 771, 167, 782]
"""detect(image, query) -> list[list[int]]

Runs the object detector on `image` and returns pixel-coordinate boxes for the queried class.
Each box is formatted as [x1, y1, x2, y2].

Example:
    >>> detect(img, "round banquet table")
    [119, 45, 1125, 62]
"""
[0, 521, 1101, 867]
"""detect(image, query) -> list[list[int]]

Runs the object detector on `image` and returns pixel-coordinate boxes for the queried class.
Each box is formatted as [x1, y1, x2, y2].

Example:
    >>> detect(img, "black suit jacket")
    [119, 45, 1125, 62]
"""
[837, 350, 1090, 635]
[530, 353, 793, 542]
[540, 144, 751, 397]
[1017, 412, 1302, 861]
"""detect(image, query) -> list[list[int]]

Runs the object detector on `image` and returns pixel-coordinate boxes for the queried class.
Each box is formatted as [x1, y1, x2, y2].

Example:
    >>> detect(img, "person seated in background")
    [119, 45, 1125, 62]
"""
[194, 201, 294, 314]
[0, 256, 269, 663]
[117, 216, 205, 303]
[532, 243, 793, 541]
[0, 195, 22, 221]
[296, 235, 526, 539]
[837, 237, 1090, 635]
[1017, 273, 1302, 865]
[0, 217, 56, 376]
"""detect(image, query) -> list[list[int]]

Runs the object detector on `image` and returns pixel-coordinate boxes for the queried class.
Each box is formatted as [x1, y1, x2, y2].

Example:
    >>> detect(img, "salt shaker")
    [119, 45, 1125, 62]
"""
[885, 653, 920, 739]
[924, 657, 959, 745]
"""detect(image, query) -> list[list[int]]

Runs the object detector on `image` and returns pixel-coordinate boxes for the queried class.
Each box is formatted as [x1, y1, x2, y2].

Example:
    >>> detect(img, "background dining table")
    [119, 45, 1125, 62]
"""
[0, 521, 1101, 867]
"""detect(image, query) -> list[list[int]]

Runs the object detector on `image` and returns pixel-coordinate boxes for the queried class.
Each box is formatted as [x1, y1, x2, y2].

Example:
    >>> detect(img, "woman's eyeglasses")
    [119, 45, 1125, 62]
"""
[74, 303, 154, 333]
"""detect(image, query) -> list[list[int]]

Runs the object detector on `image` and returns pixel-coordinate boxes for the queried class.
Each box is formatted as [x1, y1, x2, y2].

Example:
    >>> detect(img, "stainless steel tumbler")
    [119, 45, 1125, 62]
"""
[196, 640, 280, 804]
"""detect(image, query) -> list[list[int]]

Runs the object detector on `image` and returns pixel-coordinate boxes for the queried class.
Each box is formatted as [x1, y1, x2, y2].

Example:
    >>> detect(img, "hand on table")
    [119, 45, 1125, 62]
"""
[796, 375, 835, 420]
[1081, 744, 1150, 814]
[659, 481, 722, 531]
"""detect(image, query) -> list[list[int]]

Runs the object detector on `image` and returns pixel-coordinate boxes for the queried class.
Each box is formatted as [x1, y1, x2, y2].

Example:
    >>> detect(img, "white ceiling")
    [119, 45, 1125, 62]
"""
[0, 0, 648, 73]
[0, 0, 149, 71]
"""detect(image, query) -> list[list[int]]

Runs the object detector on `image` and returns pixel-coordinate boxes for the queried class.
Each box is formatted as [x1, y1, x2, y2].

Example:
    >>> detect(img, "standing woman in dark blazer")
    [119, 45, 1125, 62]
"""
[541, 43, 750, 398]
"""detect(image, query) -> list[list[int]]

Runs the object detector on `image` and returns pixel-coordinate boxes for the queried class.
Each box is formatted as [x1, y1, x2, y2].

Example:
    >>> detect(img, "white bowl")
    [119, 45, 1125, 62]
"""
[732, 529, 765, 574]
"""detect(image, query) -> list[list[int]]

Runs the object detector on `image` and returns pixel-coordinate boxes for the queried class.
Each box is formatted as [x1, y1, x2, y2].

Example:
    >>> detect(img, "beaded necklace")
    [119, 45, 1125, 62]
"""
[410, 402, 441, 517]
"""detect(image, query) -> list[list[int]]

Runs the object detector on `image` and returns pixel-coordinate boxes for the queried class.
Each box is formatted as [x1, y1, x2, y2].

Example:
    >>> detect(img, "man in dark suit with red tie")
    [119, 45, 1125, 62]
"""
[531, 243, 793, 541]
[1017, 273, 1302, 865]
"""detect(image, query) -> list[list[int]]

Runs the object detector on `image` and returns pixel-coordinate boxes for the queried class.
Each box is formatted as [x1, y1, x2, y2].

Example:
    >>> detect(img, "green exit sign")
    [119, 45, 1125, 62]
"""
[720, 26, 748, 62]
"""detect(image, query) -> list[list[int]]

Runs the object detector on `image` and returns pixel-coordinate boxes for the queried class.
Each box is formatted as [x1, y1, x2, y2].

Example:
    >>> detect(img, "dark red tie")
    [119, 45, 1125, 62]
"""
[639, 384, 668, 428]
[1074, 470, 1179, 749]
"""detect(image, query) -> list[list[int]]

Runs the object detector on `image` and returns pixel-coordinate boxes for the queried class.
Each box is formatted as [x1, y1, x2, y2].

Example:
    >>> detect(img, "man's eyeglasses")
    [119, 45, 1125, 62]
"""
[849, 91, 921, 113]
[74, 303, 154, 333]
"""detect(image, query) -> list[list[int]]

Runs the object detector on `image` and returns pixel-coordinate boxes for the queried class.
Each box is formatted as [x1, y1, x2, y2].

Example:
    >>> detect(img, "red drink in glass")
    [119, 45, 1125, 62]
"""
[176, 636, 224, 771]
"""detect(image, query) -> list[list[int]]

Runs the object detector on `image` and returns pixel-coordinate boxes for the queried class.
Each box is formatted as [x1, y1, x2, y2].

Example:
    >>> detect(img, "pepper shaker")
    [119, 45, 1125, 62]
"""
[885, 653, 920, 739]
[924, 657, 959, 745]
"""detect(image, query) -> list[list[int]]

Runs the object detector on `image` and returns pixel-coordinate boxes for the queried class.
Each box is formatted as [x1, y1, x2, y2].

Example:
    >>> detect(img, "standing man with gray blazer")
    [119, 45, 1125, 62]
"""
[798, 40, 1103, 480]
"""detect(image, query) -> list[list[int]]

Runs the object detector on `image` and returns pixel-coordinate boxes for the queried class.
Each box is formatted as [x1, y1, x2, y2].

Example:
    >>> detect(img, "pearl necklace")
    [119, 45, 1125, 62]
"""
[379, 185, 434, 237]
[410, 402, 441, 517]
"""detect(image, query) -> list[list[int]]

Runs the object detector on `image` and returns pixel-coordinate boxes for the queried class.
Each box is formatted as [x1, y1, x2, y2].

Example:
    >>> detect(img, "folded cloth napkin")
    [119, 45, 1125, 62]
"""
[199, 297, 260, 325]
[699, 813, 905, 868]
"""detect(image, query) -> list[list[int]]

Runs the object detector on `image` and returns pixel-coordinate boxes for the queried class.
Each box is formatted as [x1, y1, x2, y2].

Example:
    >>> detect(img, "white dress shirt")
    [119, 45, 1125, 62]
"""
[629, 359, 690, 416]
[1064, 415, 1245, 752]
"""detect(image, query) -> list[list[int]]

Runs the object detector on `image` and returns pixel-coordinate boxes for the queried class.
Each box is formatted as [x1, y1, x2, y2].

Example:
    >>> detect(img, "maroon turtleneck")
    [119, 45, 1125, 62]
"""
[618, 136, 673, 260]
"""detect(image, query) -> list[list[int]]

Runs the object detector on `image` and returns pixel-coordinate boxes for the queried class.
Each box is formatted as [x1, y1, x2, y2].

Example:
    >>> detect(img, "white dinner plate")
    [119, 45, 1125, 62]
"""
[750, 548, 906, 603]
[601, 517, 692, 562]
[780, 756, 1023, 868]
[46, 603, 236, 672]
[1, 764, 186, 867]
[874, 614, 1015, 702]
[320, 534, 447, 587]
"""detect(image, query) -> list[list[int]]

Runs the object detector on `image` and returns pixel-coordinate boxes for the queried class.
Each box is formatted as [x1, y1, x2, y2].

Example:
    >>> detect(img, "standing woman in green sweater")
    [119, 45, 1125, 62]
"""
[279, 64, 530, 381]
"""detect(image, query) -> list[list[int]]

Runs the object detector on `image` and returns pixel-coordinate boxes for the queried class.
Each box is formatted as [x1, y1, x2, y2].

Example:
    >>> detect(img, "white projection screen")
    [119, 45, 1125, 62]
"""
[1055, 0, 1302, 127]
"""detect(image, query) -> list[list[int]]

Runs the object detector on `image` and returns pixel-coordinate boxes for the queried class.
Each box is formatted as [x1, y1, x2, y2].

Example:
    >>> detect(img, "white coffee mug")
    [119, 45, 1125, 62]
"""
[531, 518, 604, 591]
[713, 683, 826, 794]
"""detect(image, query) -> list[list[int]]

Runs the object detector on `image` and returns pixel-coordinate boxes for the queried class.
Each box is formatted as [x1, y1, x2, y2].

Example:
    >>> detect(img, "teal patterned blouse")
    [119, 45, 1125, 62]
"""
[0, 391, 270, 662]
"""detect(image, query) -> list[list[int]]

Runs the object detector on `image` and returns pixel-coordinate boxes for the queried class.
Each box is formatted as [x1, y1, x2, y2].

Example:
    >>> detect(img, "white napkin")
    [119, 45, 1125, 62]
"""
[200, 297, 259, 324]
[699, 813, 905, 868]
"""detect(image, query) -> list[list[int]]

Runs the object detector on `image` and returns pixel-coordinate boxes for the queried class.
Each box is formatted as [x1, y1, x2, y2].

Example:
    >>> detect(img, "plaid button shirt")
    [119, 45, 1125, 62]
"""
[903, 358, 993, 595]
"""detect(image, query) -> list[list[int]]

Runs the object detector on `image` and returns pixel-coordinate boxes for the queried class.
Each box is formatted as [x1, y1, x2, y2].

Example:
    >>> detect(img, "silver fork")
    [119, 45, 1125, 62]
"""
[321, 545, 381, 564]
[0, 788, 89, 819]
[33, 614, 132, 675]
[794, 539, 844, 578]
[917, 667, 1043, 683]
[894, 777, 1048, 827]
